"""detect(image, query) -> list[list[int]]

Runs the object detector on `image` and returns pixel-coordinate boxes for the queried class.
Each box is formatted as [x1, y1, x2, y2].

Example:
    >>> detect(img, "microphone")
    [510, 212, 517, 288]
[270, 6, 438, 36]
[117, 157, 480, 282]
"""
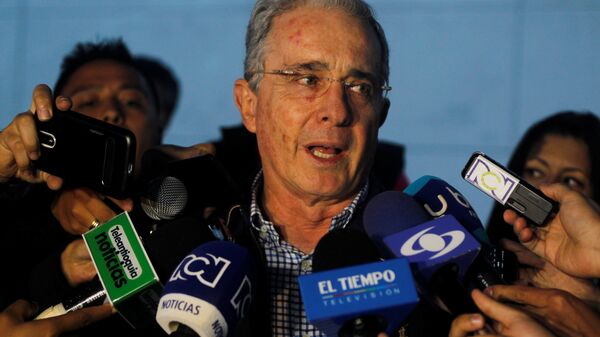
[363, 191, 481, 282]
[36, 213, 219, 330]
[404, 176, 518, 285]
[155, 241, 257, 337]
[36, 151, 241, 326]
[138, 150, 242, 222]
[404, 175, 487, 244]
[299, 228, 419, 337]
[362, 191, 481, 316]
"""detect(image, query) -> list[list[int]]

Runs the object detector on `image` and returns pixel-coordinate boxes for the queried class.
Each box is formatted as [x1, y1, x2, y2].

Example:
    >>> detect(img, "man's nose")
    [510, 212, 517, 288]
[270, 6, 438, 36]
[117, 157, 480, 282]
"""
[318, 82, 353, 126]
[101, 101, 125, 125]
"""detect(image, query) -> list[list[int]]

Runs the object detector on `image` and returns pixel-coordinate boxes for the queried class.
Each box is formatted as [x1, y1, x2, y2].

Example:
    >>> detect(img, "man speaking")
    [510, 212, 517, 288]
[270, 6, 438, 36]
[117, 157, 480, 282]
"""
[226, 0, 449, 336]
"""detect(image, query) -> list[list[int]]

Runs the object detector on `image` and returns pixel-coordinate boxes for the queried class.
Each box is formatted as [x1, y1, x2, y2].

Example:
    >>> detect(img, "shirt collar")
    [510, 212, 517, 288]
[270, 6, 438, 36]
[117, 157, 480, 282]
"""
[249, 170, 369, 237]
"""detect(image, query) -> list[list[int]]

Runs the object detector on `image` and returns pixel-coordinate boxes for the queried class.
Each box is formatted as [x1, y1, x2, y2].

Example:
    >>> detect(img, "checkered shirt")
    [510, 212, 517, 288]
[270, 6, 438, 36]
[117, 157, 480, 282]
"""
[249, 171, 369, 337]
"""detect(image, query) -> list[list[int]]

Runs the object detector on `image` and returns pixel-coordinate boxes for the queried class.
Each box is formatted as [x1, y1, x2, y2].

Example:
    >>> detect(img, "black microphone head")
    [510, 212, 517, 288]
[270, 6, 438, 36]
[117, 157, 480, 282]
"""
[312, 228, 381, 272]
[144, 216, 218, 281]
[363, 191, 430, 242]
[141, 176, 188, 220]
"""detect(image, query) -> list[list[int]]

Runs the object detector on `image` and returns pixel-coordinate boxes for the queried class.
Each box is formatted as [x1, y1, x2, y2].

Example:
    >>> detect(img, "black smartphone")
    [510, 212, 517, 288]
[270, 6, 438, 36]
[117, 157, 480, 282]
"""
[34, 109, 136, 198]
[461, 151, 558, 227]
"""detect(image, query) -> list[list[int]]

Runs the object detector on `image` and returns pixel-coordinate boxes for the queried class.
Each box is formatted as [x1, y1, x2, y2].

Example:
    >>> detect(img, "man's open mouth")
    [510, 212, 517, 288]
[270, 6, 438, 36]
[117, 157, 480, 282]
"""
[308, 146, 343, 159]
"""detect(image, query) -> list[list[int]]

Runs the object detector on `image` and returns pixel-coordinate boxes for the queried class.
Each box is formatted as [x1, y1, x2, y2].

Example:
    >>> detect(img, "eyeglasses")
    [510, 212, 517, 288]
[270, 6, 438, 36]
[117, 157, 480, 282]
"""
[255, 69, 391, 107]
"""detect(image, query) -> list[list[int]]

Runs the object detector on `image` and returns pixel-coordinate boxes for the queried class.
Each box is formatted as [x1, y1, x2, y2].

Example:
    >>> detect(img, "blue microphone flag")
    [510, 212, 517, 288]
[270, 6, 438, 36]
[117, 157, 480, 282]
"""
[299, 258, 418, 337]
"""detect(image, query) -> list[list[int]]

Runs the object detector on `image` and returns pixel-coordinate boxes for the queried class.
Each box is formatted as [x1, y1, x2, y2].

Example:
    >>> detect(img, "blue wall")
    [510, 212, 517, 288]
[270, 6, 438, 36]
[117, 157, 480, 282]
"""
[1, 0, 599, 224]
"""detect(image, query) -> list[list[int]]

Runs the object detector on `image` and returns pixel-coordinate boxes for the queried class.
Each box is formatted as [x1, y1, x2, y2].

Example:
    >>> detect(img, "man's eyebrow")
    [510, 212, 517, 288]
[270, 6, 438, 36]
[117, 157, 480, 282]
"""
[68, 83, 146, 95]
[283, 62, 329, 71]
[68, 84, 101, 95]
[347, 69, 379, 83]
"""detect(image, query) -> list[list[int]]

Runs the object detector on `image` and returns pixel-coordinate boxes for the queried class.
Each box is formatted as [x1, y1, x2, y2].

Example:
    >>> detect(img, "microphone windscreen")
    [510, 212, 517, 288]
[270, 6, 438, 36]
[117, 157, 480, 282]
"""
[404, 176, 485, 239]
[312, 228, 381, 272]
[144, 216, 218, 282]
[141, 176, 188, 220]
[156, 241, 256, 337]
[363, 191, 430, 246]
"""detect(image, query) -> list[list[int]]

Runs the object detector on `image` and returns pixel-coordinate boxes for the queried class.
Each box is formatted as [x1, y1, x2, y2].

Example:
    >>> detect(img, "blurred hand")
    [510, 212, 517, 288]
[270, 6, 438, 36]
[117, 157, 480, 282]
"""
[52, 187, 132, 235]
[448, 289, 556, 337]
[501, 239, 600, 309]
[504, 183, 600, 278]
[488, 285, 600, 337]
[151, 143, 217, 160]
[449, 313, 497, 337]
[0, 85, 71, 189]
[0, 299, 112, 337]
[60, 239, 96, 287]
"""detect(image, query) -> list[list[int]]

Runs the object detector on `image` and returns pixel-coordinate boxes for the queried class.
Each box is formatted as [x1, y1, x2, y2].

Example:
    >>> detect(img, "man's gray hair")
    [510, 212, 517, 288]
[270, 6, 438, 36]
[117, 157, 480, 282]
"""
[243, 0, 390, 91]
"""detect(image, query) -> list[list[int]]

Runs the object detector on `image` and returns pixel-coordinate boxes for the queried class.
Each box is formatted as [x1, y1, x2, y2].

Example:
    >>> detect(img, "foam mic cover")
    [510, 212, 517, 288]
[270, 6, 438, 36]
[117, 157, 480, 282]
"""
[362, 191, 430, 256]
[404, 176, 487, 244]
[312, 228, 381, 271]
[404, 176, 518, 284]
[144, 216, 220, 282]
[362, 191, 480, 281]
[156, 241, 257, 337]
[300, 229, 419, 337]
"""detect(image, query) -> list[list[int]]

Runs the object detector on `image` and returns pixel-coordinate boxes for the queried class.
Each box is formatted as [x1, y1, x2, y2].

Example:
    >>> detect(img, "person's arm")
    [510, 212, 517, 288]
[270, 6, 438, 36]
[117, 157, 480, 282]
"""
[51, 187, 132, 234]
[487, 285, 600, 337]
[27, 238, 98, 309]
[0, 299, 112, 337]
[448, 289, 556, 337]
[500, 239, 600, 310]
[505, 183, 600, 278]
[0, 85, 68, 189]
[449, 313, 498, 337]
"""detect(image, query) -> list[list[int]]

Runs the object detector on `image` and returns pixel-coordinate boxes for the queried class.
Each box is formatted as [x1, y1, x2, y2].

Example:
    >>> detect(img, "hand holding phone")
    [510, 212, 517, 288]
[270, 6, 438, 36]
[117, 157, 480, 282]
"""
[462, 151, 558, 226]
[34, 109, 136, 198]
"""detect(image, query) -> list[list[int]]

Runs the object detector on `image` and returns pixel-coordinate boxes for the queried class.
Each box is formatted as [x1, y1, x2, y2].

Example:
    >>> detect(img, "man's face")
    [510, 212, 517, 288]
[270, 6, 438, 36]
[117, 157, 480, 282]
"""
[60, 59, 160, 170]
[238, 6, 387, 202]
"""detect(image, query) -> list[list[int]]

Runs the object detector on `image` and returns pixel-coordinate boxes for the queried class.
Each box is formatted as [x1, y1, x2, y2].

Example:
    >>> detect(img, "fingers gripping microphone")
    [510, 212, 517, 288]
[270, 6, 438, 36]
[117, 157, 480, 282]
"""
[155, 241, 257, 337]
[299, 229, 419, 337]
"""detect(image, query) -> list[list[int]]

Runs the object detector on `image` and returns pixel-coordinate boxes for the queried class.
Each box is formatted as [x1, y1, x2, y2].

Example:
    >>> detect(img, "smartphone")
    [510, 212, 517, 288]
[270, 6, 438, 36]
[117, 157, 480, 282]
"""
[34, 109, 136, 198]
[461, 151, 558, 226]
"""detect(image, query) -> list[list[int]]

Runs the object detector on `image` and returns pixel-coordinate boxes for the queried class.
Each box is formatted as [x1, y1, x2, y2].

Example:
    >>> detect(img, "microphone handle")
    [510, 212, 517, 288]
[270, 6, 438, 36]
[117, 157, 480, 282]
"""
[429, 264, 478, 315]
[171, 323, 200, 337]
[338, 315, 387, 337]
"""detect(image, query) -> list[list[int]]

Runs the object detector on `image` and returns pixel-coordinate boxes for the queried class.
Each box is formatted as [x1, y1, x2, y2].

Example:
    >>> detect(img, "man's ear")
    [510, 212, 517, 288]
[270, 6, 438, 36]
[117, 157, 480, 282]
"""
[378, 98, 390, 128]
[234, 79, 257, 133]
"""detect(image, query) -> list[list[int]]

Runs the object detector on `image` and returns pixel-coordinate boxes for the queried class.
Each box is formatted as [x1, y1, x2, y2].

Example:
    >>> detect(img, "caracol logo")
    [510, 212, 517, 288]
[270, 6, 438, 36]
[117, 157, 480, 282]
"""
[230, 276, 252, 319]
[465, 157, 518, 203]
[170, 253, 231, 288]
[400, 226, 465, 260]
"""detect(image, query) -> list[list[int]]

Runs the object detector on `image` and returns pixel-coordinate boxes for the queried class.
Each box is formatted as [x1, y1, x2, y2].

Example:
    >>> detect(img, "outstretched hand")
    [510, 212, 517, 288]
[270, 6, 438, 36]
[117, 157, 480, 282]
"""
[0, 299, 112, 337]
[0, 85, 72, 189]
[504, 183, 600, 279]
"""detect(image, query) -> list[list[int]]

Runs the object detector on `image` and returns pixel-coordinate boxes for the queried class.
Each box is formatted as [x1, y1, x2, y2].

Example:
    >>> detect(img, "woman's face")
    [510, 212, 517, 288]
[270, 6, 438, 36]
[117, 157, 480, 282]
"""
[523, 134, 593, 197]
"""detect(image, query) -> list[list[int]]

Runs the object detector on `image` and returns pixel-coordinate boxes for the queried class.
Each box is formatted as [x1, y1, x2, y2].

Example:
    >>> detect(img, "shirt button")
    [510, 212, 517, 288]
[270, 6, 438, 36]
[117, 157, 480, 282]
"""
[259, 226, 269, 239]
[301, 259, 312, 273]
